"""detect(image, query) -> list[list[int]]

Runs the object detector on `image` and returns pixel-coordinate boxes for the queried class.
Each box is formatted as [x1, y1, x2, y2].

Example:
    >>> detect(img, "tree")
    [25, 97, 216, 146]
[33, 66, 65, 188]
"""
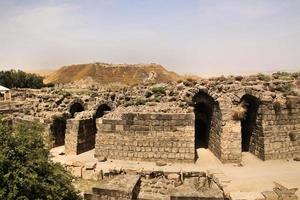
[0, 70, 47, 89]
[0, 117, 82, 200]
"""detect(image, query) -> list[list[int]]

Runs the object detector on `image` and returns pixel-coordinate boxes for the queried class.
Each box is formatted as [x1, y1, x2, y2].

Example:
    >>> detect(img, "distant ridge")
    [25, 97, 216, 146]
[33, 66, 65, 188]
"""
[44, 63, 181, 85]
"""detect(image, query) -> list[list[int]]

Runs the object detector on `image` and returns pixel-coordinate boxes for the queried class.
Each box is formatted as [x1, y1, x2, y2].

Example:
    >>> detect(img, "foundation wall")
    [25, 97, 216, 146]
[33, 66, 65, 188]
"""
[95, 113, 195, 163]
[65, 118, 97, 155]
[261, 98, 300, 160]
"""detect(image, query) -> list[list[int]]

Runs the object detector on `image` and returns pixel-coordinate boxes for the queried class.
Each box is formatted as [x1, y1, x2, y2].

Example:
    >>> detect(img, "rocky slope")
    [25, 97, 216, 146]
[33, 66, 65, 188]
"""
[44, 63, 181, 85]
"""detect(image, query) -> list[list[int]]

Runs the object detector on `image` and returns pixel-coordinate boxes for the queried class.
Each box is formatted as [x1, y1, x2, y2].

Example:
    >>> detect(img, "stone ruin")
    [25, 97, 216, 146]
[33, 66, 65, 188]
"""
[4, 72, 300, 199]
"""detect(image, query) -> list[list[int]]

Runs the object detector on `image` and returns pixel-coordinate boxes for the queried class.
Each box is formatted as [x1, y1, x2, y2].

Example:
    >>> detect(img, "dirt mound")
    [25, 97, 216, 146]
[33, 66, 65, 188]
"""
[44, 63, 181, 85]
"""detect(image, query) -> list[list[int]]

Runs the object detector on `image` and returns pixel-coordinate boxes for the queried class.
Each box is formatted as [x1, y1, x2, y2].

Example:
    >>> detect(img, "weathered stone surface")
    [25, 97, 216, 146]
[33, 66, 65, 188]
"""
[167, 173, 180, 181]
[85, 175, 141, 199]
[85, 162, 97, 170]
[156, 160, 167, 166]
[230, 192, 265, 200]
[261, 191, 278, 200]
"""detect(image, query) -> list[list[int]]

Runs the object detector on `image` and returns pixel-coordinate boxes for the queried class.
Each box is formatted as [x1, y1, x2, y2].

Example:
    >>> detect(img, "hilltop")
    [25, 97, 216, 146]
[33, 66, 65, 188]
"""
[44, 63, 181, 85]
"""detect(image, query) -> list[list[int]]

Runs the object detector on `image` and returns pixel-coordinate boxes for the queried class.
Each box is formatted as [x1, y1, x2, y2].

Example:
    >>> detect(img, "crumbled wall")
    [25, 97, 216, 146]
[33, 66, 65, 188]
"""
[95, 113, 195, 163]
[8, 72, 300, 163]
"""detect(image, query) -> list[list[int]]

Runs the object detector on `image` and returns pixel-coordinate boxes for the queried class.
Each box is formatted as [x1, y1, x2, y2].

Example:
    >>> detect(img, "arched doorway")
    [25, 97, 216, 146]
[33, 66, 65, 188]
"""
[193, 92, 215, 150]
[95, 104, 111, 118]
[69, 103, 84, 118]
[240, 94, 260, 152]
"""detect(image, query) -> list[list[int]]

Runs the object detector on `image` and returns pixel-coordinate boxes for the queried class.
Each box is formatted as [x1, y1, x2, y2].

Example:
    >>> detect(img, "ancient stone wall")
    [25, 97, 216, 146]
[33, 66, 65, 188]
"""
[261, 97, 300, 160]
[95, 113, 195, 163]
[65, 118, 97, 155]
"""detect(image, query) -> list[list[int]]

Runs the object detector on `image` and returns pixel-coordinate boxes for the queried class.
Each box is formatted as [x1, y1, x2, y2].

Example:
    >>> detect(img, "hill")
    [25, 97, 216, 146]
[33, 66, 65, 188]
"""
[44, 63, 181, 85]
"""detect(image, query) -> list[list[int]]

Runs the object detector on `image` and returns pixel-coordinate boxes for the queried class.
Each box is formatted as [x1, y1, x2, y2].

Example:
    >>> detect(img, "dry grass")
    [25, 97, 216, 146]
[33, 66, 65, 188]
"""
[232, 102, 247, 120]
[273, 97, 286, 112]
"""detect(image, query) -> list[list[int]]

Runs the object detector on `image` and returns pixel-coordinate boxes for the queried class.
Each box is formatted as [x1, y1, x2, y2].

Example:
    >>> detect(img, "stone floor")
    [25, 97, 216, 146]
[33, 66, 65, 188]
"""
[51, 146, 300, 198]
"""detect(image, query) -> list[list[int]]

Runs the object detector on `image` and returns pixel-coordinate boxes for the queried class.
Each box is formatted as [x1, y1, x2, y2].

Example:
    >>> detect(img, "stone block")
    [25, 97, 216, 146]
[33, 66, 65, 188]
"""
[167, 173, 180, 181]
[115, 124, 124, 131]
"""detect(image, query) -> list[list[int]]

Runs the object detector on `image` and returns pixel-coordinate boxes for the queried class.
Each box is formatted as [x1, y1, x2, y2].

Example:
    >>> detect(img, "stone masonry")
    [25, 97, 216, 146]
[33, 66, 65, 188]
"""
[7, 72, 300, 164]
[95, 113, 195, 163]
[65, 117, 97, 155]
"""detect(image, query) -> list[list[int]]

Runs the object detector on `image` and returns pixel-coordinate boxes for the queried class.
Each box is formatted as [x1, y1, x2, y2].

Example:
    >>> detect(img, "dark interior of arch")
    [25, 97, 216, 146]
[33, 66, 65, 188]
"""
[51, 118, 66, 147]
[240, 94, 259, 152]
[69, 103, 84, 118]
[193, 92, 215, 150]
[95, 104, 111, 118]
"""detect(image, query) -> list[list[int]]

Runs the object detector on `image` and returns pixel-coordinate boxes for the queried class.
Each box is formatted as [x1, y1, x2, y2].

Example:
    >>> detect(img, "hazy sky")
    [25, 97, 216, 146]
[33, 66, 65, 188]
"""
[0, 0, 299, 75]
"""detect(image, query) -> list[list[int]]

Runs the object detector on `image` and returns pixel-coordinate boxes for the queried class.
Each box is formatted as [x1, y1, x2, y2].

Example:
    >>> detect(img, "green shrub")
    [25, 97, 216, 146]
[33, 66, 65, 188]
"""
[134, 97, 146, 106]
[0, 70, 50, 89]
[144, 90, 153, 98]
[0, 117, 81, 200]
[150, 85, 166, 97]
[257, 73, 271, 82]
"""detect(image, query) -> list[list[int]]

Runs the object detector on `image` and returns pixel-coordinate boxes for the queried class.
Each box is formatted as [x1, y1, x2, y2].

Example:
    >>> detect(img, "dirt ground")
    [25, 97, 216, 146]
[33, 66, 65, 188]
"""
[51, 146, 300, 197]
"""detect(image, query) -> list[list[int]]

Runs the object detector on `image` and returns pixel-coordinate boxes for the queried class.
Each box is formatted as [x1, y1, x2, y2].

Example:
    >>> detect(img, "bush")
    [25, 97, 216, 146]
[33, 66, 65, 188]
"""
[134, 97, 146, 106]
[150, 85, 166, 97]
[257, 73, 271, 82]
[0, 117, 81, 200]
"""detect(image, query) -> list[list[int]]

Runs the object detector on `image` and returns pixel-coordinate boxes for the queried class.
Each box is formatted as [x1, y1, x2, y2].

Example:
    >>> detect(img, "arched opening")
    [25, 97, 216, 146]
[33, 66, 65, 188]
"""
[193, 92, 215, 150]
[51, 117, 67, 147]
[69, 103, 84, 118]
[95, 104, 111, 118]
[240, 94, 260, 152]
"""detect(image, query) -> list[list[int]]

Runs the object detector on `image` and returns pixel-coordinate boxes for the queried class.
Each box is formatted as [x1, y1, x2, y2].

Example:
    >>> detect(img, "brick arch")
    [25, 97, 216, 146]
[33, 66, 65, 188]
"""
[93, 100, 114, 118]
[67, 99, 86, 118]
[188, 87, 219, 104]
[233, 88, 263, 105]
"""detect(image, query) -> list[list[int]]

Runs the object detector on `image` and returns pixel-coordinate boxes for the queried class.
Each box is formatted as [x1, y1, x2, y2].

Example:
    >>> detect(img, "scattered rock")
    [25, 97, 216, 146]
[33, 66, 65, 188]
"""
[156, 161, 167, 166]
[98, 157, 107, 162]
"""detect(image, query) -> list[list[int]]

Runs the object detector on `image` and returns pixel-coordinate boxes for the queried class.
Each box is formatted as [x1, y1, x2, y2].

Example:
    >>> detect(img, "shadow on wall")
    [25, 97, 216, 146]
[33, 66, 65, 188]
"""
[51, 117, 67, 147]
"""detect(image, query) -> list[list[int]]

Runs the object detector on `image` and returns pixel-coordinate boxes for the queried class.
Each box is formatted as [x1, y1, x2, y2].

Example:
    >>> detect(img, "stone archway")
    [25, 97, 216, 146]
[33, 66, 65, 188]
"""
[95, 104, 111, 118]
[69, 102, 84, 118]
[240, 94, 260, 152]
[193, 91, 222, 160]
